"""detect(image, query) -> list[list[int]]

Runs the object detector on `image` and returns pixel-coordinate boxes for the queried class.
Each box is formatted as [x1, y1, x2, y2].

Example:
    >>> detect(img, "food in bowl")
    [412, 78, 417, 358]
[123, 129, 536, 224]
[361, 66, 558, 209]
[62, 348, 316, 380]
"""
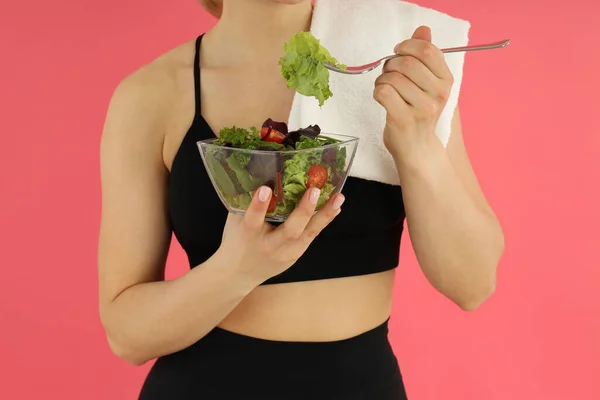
[197, 118, 359, 222]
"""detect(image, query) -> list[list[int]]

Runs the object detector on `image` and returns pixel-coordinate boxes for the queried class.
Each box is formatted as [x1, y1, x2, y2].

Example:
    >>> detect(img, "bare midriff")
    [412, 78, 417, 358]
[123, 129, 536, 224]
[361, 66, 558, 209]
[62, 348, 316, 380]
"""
[219, 270, 396, 341]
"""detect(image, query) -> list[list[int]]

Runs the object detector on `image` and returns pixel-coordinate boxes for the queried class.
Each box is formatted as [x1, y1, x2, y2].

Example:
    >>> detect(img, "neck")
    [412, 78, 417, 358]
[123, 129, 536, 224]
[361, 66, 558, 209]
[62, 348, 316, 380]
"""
[205, 0, 313, 67]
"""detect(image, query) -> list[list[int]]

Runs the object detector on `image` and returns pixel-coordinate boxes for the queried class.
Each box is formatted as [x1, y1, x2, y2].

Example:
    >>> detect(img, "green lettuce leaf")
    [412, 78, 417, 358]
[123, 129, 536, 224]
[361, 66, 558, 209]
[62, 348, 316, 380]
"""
[214, 127, 254, 147]
[227, 193, 253, 210]
[279, 32, 346, 107]
[317, 183, 335, 208]
[279, 153, 309, 207]
[226, 153, 260, 192]
[335, 146, 347, 171]
[214, 126, 272, 150]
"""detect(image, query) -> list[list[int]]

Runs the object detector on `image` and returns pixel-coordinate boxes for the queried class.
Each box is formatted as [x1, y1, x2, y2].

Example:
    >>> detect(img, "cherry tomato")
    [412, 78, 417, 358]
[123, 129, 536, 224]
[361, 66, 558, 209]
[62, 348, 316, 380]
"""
[260, 127, 270, 139]
[306, 164, 328, 189]
[263, 128, 286, 144]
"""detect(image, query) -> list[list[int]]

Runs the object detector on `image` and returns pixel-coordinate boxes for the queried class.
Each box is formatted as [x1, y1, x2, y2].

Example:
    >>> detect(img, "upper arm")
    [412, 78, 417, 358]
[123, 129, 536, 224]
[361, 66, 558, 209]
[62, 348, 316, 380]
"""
[446, 106, 494, 215]
[98, 70, 172, 317]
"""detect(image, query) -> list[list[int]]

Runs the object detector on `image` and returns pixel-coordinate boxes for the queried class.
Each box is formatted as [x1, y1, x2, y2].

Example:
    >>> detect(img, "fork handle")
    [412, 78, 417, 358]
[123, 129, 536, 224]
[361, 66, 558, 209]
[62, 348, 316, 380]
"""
[382, 39, 511, 63]
[441, 39, 511, 54]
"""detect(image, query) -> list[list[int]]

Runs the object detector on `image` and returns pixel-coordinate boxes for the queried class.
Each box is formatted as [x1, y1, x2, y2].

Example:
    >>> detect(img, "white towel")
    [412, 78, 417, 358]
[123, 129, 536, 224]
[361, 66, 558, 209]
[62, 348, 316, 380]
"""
[287, 0, 471, 186]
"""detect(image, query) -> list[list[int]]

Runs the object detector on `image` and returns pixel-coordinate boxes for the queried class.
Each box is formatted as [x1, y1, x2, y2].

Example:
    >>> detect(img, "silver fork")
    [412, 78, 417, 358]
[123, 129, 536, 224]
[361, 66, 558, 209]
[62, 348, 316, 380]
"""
[323, 39, 511, 75]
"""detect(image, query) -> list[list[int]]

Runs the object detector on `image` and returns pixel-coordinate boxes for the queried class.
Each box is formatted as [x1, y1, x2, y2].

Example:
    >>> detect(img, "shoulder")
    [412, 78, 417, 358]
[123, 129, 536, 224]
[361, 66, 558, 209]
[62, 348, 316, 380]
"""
[101, 38, 198, 155]
[103, 38, 198, 137]
[109, 38, 197, 118]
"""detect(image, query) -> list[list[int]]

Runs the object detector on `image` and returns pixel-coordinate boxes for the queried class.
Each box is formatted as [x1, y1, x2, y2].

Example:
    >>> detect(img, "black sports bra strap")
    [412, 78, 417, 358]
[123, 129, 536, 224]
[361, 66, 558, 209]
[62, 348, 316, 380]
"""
[193, 35, 203, 115]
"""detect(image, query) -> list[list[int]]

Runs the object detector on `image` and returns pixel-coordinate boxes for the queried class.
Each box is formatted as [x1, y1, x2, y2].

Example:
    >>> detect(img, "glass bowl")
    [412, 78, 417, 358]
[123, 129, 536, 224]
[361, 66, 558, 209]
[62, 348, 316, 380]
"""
[197, 133, 359, 222]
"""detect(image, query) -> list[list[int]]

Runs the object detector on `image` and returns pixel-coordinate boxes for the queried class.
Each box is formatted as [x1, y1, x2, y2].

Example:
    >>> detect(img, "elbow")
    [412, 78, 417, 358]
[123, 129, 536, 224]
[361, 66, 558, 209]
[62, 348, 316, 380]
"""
[106, 333, 151, 366]
[456, 240, 503, 312]
[100, 306, 153, 366]
[454, 278, 496, 312]
[456, 287, 494, 311]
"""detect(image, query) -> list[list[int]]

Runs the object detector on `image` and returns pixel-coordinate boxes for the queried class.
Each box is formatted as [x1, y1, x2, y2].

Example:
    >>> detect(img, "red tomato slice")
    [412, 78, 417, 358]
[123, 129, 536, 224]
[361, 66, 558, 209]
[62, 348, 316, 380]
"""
[260, 127, 270, 139]
[276, 172, 283, 203]
[306, 164, 328, 189]
[263, 128, 286, 144]
[267, 194, 277, 213]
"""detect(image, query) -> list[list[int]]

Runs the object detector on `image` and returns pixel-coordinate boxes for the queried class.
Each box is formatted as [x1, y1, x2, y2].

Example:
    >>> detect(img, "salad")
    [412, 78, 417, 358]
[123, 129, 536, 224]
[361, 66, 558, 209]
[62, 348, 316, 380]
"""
[205, 118, 348, 216]
[201, 32, 354, 218]
[279, 32, 346, 106]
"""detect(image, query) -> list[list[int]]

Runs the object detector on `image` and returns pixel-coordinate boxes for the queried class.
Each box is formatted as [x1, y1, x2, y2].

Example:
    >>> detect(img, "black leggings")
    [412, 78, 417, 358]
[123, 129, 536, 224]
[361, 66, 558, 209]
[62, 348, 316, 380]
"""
[139, 319, 407, 399]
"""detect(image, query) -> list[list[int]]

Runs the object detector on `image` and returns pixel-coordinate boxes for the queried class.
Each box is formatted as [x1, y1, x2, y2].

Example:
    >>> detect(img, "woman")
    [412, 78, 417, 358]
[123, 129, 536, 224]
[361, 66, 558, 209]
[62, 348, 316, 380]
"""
[98, 0, 504, 398]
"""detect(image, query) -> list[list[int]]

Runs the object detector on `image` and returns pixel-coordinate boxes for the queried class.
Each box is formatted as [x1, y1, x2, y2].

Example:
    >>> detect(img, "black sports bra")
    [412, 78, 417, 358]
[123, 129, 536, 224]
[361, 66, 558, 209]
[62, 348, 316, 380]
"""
[168, 36, 406, 285]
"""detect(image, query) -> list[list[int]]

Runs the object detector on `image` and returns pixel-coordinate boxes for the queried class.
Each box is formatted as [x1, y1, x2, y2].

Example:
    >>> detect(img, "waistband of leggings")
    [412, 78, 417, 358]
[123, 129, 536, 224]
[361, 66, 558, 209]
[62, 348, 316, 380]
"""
[207, 316, 391, 352]
[173, 318, 399, 394]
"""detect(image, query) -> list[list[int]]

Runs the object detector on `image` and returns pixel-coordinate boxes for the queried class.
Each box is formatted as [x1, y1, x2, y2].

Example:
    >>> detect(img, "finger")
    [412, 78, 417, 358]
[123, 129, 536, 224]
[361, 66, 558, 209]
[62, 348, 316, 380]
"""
[243, 186, 271, 230]
[394, 39, 451, 80]
[373, 82, 411, 121]
[302, 193, 345, 241]
[411, 25, 432, 42]
[383, 55, 438, 94]
[375, 72, 430, 109]
[273, 187, 321, 243]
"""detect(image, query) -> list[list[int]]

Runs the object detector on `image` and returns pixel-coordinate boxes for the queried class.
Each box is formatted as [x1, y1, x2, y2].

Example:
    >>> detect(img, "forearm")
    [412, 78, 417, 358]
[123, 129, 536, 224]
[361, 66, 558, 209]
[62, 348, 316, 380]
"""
[101, 250, 261, 365]
[396, 146, 504, 310]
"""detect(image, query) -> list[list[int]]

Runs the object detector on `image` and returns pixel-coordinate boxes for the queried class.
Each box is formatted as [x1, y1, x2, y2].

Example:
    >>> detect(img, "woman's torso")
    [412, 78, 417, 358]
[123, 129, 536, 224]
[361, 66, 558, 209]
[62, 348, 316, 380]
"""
[159, 36, 404, 342]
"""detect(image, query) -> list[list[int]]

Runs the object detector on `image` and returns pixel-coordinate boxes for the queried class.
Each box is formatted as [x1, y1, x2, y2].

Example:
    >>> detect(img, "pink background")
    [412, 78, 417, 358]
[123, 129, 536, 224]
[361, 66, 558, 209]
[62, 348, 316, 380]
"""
[1, 0, 599, 399]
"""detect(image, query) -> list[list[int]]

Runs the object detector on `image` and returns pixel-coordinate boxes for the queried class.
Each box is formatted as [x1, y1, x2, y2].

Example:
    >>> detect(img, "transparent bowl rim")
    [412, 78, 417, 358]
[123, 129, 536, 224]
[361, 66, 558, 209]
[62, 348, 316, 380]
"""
[197, 132, 359, 155]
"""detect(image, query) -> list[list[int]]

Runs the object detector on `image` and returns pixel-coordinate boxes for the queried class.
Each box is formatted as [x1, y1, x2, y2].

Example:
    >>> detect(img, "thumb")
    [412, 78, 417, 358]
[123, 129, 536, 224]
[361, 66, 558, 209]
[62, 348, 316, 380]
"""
[412, 26, 432, 42]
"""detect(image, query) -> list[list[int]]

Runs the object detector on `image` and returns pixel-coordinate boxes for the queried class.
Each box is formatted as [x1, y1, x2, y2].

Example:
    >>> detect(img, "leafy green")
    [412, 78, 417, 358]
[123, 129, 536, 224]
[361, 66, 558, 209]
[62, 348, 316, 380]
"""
[317, 183, 335, 208]
[207, 157, 237, 196]
[206, 146, 226, 164]
[283, 183, 306, 200]
[282, 155, 309, 188]
[214, 127, 256, 147]
[226, 153, 260, 192]
[280, 153, 309, 206]
[214, 125, 288, 152]
[336, 146, 347, 171]
[229, 151, 251, 168]
[278, 148, 338, 211]
[279, 32, 346, 106]
[319, 135, 342, 146]
[294, 135, 339, 150]
[295, 136, 323, 150]
[275, 198, 296, 215]
[255, 141, 283, 150]
[227, 193, 253, 210]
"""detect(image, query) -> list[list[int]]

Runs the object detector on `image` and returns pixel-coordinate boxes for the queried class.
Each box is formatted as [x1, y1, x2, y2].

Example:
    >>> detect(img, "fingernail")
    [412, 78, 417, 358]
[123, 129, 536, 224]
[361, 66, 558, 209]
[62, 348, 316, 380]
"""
[309, 188, 321, 205]
[258, 186, 271, 202]
[333, 195, 345, 210]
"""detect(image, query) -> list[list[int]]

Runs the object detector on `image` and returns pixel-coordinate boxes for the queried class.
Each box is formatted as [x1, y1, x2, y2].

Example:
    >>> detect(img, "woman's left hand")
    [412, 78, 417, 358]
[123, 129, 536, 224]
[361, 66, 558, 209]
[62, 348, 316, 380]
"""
[374, 26, 454, 167]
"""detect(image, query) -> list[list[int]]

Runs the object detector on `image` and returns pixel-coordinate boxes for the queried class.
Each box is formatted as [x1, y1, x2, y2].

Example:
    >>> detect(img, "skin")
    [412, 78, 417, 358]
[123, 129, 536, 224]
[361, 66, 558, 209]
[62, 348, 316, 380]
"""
[374, 26, 504, 310]
[98, 0, 504, 366]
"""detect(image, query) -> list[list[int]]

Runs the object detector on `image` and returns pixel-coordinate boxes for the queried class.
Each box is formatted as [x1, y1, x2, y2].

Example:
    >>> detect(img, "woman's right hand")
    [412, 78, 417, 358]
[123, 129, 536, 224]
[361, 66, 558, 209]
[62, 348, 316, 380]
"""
[217, 186, 345, 283]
